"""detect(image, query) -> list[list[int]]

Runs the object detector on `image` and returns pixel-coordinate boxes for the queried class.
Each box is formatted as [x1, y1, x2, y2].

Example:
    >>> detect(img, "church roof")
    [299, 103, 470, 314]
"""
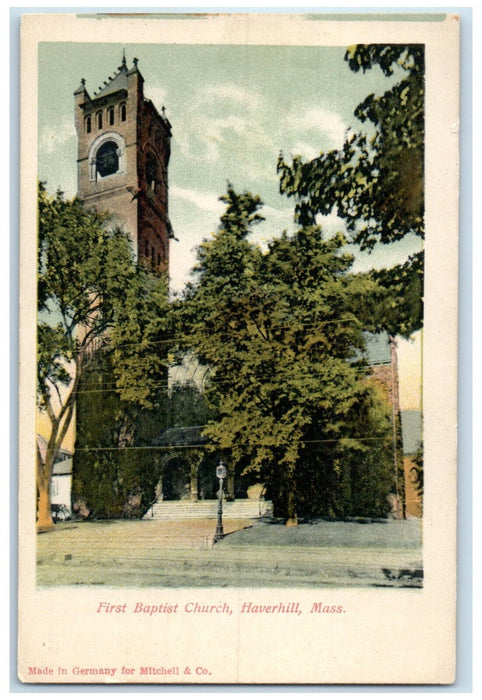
[89, 54, 140, 101]
[93, 70, 128, 99]
[155, 426, 207, 448]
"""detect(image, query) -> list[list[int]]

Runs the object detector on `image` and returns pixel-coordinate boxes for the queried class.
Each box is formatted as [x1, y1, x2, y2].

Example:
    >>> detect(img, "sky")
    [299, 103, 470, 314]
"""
[37, 41, 422, 410]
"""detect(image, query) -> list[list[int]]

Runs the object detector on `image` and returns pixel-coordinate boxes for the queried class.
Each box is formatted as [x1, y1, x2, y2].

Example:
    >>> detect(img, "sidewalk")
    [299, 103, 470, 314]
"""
[36, 517, 423, 588]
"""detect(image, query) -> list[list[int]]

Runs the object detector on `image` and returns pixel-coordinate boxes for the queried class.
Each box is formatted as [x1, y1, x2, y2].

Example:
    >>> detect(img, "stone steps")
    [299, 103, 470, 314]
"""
[143, 499, 272, 520]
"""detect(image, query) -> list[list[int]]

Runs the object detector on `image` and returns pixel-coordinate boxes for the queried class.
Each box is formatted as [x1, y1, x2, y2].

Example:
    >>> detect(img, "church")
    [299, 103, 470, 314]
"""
[71, 54, 419, 522]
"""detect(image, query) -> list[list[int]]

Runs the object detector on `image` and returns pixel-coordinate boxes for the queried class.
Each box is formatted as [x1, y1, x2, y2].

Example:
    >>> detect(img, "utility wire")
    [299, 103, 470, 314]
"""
[67, 361, 385, 395]
[45, 316, 369, 355]
[73, 436, 392, 452]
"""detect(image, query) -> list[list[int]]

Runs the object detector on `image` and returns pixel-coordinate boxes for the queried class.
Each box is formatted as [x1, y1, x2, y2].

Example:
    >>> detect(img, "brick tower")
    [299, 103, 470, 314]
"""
[74, 53, 172, 272]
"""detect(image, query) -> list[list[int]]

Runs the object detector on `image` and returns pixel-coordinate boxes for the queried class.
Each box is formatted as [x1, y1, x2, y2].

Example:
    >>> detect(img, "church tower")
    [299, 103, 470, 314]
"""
[74, 54, 172, 272]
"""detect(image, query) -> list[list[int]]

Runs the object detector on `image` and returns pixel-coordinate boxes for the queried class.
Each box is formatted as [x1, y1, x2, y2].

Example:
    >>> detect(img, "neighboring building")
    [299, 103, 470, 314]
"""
[368, 334, 423, 518]
[74, 53, 172, 271]
[37, 435, 73, 518]
[366, 332, 406, 518]
[401, 410, 423, 517]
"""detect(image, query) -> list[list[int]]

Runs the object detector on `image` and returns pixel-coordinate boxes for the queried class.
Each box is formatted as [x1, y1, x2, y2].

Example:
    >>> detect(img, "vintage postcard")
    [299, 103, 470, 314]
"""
[18, 12, 459, 685]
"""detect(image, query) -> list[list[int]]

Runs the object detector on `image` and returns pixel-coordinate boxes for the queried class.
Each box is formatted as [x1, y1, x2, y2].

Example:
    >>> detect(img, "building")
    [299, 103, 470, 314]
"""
[401, 410, 423, 517]
[74, 52, 172, 270]
[70, 54, 174, 520]
[367, 333, 423, 518]
[146, 332, 416, 520]
[37, 435, 73, 520]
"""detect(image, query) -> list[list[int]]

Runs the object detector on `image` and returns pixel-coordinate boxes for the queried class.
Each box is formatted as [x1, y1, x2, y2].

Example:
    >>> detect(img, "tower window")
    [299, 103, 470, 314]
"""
[96, 140, 119, 177]
[108, 107, 115, 126]
[85, 115, 92, 134]
[97, 111, 103, 130]
[120, 104, 127, 122]
[146, 153, 158, 192]
[88, 132, 125, 182]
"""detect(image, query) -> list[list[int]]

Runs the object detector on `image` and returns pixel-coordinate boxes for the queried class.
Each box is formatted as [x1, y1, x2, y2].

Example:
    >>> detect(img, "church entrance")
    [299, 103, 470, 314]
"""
[158, 451, 243, 502]
[161, 457, 192, 501]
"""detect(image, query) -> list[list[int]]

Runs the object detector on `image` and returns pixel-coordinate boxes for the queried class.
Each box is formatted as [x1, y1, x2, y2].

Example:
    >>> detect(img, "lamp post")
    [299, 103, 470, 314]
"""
[214, 460, 227, 542]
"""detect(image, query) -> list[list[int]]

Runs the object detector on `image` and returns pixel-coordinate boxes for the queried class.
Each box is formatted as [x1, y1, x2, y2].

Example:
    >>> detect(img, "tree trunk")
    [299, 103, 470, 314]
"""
[36, 440, 55, 531]
[227, 464, 235, 501]
[37, 482, 54, 531]
[189, 456, 199, 502]
[285, 486, 298, 527]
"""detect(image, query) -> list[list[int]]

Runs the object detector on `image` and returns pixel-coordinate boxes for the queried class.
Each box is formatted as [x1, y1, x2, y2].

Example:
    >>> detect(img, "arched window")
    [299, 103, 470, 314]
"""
[120, 103, 127, 122]
[97, 111, 103, 130]
[85, 115, 92, 134]
[108, 107, 115, 126]
[157, 252, 161, 268]
[146, 152, 158, 192]
[144, 241, 149, 258]
[95, 141, 119, 177]
[88, 131, 126, 182]
[151, 246, 156, 267]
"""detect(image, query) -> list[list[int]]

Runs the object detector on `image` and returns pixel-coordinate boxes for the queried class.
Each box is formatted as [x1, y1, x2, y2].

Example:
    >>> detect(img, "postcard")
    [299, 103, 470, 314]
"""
[18, 11, 459, 685]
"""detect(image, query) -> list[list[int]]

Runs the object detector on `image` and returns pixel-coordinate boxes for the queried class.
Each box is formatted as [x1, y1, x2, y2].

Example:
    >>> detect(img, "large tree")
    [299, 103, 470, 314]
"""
[36, 183, 170, 529]
[277, 44, 424, 337]
[178, 186, 395, 524]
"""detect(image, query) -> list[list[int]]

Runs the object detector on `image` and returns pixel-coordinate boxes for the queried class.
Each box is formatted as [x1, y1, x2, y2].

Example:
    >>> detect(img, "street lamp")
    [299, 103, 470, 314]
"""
[214, 460, 227, 542]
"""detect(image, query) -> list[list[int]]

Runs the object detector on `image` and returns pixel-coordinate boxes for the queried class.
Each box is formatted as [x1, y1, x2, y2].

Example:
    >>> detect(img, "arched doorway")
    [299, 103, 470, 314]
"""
[161, 456, 191, 501]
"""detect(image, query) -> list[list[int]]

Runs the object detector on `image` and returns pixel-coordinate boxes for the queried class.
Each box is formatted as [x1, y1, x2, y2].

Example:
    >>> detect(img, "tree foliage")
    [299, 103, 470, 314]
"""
[178, 185, 395, 523]
[277, 44, 424, 337]
[36, 183, 170, 528]
[73, 374, 215, 519]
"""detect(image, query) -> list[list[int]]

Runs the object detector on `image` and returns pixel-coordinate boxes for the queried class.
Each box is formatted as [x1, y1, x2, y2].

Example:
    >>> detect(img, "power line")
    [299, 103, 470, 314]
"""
[42, 316, 370, 355]
[69, 361, 384, 395]
[73, 436, 392, 452]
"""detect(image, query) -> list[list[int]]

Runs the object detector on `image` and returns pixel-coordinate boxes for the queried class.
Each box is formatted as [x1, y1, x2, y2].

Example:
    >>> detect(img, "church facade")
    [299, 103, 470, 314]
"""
[74, 53, 172, 271]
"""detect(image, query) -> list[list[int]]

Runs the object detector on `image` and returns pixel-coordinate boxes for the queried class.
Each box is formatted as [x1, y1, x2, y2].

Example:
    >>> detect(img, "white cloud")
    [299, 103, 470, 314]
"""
[289, 141, 322, 161]
[299, 107, 347, 138]
[169, 243, 198, 294]
[39, 120, 76, 155]
[145, 86, 168, 114]
[200, 115, 251, 161]
[286, 106, 348, 151]
[199, 83, 261, 111]
[260, 204, 294, 222]
[210, 115, 249, 135]
[315, 211, 346, 231]
[170, 186, 225, 214]
[174, 112, 256, 164]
